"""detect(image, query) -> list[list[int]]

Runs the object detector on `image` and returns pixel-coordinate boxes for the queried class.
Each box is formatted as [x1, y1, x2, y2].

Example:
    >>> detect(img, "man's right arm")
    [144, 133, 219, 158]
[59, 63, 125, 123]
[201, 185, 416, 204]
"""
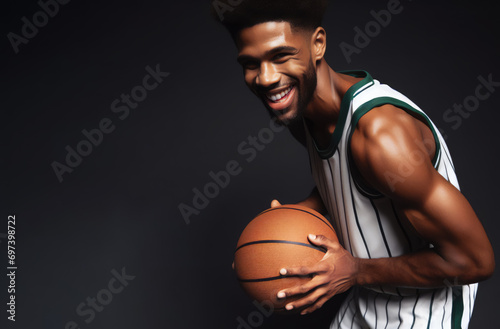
[297, 187, 327, 215]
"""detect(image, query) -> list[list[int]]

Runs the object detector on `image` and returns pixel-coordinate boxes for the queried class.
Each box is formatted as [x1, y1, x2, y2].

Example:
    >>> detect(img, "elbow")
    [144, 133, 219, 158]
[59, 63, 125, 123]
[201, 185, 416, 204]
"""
[457, 250, 495, 284]
[474, 255, 495, 282]
[474, 244, 495, 282]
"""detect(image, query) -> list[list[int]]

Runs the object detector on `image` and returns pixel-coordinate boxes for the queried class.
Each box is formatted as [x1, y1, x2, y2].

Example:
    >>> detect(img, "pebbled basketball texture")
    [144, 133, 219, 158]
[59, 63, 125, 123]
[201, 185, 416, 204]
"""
[234, 204, 338, 312]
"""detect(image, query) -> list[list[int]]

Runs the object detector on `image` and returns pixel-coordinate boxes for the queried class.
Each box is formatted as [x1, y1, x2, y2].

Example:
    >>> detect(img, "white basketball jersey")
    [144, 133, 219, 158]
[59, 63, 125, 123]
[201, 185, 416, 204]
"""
[304, 71, 477, 329]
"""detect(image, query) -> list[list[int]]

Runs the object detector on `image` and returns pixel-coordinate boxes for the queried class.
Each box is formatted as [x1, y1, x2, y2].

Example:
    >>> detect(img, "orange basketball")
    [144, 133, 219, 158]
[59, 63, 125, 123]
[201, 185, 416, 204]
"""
[233, 204, 338, 312]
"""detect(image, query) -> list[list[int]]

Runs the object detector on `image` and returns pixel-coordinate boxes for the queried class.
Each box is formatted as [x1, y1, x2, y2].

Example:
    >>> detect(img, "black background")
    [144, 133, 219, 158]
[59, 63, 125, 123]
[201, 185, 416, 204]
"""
[2, 0, 499, 328]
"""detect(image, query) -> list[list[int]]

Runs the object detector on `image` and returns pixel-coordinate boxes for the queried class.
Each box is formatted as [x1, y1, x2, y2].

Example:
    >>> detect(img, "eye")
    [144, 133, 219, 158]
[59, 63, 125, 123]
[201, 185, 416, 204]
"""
[241, 60, 259, 70]
[272, 53, 290, 62]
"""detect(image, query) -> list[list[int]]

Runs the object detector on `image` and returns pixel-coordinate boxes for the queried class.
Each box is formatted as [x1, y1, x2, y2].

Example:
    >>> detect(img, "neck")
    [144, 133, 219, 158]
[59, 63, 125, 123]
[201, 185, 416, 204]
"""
[304, 59, 355, 134]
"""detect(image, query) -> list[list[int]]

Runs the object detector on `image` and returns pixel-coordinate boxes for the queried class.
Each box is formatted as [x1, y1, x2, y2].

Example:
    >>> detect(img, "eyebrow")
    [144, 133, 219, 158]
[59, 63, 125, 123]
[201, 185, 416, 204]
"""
[237, 46, 300, 64]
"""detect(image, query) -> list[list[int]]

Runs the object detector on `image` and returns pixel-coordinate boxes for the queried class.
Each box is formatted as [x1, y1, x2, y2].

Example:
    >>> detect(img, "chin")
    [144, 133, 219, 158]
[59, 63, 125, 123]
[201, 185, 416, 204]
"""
[275, 110, 303, 126]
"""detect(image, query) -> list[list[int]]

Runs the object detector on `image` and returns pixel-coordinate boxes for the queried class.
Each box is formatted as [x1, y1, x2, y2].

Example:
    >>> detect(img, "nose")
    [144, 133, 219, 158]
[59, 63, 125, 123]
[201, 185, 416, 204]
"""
[256, 62, 279, 88]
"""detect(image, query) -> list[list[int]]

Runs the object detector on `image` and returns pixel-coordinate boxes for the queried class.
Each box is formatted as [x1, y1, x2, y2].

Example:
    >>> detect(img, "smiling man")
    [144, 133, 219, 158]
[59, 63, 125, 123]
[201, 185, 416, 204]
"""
[211, 1, 495, 328]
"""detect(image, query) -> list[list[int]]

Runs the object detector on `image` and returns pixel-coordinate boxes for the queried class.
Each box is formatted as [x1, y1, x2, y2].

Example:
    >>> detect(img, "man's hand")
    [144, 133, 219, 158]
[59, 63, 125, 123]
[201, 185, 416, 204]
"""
[277, 234, 358, 315]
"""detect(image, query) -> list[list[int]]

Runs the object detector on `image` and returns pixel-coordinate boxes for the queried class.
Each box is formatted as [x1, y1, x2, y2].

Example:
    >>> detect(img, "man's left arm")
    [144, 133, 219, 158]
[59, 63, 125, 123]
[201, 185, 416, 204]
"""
[277, 105, 495, 315]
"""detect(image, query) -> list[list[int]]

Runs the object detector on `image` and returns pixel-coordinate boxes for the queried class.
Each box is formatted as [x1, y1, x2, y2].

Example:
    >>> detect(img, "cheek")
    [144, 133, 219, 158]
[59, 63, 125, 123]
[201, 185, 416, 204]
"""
[294, 61, 309, 72]
[283, 60, 309, 81]
[244, 70, 256, 87]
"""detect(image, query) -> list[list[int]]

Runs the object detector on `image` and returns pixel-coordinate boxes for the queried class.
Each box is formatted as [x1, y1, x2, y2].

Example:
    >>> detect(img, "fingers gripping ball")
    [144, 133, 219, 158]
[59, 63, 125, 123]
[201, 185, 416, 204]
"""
[234, 205, 338, 312]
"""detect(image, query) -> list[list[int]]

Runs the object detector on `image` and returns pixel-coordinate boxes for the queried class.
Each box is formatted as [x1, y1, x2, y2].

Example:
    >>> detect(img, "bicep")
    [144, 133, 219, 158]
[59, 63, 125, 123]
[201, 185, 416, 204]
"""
[351, 107, 493, 278]
[397, 173, 488, 270]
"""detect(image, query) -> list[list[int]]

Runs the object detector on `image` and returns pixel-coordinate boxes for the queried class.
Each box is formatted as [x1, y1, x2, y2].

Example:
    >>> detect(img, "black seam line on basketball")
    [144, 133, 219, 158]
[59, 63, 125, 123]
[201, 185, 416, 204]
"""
[237, 275, 284, 283]
[235, 240, 327, 253]
[258, 207, 335, 233]
[258, 207, 332, 231]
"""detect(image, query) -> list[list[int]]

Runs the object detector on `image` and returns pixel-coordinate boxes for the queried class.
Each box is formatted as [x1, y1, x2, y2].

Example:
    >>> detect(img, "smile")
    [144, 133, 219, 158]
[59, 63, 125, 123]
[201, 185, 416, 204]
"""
[266, 86, 293, 103]
[263, 85, 296, 112]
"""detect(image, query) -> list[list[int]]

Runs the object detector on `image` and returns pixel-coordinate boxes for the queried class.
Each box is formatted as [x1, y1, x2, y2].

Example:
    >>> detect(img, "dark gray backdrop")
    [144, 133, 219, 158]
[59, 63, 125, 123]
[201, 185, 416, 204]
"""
[2, 0, 499, 328]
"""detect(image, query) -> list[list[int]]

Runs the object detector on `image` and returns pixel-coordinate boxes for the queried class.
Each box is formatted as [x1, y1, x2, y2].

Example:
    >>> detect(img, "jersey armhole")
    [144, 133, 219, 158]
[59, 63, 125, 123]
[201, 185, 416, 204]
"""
[346, 97, 442, 198]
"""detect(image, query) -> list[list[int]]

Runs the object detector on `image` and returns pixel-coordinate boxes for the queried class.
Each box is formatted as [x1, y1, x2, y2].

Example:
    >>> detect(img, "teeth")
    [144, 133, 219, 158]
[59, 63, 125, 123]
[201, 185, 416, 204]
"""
[267, 87, 292, 102]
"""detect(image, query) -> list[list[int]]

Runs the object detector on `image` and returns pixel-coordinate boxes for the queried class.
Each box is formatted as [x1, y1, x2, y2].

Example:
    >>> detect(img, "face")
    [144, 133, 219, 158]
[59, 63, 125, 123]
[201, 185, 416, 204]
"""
[236, 22, 317, 125]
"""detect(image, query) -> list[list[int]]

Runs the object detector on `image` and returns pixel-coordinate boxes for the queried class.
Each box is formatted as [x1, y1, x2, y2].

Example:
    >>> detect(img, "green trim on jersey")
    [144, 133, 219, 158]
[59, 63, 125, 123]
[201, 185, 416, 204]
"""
[313, 70, 374, 159]
[348, 97, 442, 167]
[452, 287, 464, 329]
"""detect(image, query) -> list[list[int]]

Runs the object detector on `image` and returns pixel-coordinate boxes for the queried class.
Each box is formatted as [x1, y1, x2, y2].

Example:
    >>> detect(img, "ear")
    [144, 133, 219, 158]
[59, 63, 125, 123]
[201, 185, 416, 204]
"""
[311, 27, 326, 62]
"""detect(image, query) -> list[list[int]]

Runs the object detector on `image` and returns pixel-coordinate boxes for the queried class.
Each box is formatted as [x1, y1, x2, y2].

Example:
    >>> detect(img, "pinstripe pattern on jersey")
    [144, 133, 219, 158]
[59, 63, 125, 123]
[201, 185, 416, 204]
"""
[305, 71, 478, 329]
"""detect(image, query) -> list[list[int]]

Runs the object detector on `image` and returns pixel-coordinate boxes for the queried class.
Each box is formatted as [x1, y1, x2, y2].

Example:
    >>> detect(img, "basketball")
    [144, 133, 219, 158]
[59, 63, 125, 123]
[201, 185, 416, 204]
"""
[233, 204, 338, 312]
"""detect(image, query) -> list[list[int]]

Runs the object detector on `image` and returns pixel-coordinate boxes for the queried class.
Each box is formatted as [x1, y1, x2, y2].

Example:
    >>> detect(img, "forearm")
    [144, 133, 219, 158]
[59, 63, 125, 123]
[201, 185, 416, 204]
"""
[296, 187, 327, 215]
[356, 247, 484, 289]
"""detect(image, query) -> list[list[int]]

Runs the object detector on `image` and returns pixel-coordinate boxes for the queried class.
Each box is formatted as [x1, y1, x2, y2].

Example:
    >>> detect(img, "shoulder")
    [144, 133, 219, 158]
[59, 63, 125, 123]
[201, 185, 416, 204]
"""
[350, 104, 423, 160]
[350, 104, 437, 199]
[353, 104, 417, 139]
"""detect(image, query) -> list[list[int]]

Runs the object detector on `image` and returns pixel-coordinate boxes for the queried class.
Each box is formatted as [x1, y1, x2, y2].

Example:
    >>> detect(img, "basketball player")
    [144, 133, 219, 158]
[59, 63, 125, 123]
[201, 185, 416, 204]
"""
[212, 0, 495, 327]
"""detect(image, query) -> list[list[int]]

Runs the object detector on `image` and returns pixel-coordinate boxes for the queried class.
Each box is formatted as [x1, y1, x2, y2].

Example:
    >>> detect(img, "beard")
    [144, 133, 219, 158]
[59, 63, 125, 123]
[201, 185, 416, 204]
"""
[266, 59, 317, 127]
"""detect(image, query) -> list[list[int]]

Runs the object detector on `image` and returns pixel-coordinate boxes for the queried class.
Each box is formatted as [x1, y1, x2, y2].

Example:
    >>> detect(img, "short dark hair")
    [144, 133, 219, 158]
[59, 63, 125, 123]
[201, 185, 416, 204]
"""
[210, 0, 329, 38]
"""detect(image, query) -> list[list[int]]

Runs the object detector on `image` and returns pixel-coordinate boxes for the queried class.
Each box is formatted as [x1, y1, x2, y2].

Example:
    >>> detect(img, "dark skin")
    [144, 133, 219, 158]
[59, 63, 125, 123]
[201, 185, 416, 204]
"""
[234, 21, 495, 315]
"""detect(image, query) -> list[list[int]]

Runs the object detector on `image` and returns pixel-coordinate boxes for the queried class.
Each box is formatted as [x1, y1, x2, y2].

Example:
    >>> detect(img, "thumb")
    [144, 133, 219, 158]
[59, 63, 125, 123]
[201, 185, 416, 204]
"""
[270, 199, 282, 208]
[308, 234, 338, 251]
